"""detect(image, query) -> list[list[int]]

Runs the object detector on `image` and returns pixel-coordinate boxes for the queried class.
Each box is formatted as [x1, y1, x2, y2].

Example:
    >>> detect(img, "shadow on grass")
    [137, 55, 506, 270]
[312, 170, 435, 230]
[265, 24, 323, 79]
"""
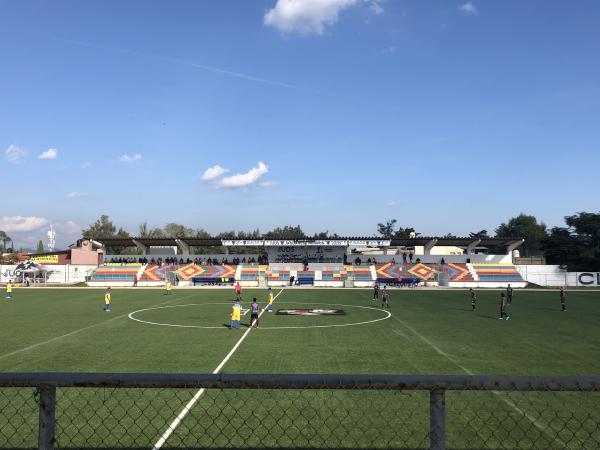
[0, 448, 537, 450]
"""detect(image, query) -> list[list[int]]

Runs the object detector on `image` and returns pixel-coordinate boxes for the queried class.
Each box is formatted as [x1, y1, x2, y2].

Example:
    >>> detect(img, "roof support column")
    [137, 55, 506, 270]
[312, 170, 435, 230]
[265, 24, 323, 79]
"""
[175, 239, 190, 256]
[466, 239, 481, 255]
[506, 239, 524, 255]
[132, 240, 148, 255]
[423, 239, 438, 255]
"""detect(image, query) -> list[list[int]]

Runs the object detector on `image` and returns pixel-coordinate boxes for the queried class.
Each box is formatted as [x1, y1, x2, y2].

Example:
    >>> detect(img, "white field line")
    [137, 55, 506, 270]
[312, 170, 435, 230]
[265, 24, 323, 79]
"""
[0, 292, 195, 362]
[152, 288, 285, 450]
[390, 313, 567, 446]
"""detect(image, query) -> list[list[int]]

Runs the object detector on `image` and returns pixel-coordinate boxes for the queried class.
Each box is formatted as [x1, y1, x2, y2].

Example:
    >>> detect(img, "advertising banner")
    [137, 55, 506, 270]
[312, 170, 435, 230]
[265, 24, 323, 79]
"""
[574, 272, 600, 287]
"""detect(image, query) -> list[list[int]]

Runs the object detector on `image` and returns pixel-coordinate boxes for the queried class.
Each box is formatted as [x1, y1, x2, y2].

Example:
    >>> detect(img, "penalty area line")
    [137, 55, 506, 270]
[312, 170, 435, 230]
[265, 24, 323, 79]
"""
[152, 288, 285, 450]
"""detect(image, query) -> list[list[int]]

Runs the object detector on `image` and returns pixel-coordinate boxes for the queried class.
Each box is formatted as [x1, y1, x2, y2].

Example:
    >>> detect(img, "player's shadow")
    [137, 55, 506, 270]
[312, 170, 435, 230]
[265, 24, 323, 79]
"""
[476, 314, 500, 320]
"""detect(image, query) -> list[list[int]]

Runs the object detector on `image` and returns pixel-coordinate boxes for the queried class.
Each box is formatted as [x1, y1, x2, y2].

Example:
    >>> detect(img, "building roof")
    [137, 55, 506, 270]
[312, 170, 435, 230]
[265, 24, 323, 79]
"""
[93, 236, 524, 248]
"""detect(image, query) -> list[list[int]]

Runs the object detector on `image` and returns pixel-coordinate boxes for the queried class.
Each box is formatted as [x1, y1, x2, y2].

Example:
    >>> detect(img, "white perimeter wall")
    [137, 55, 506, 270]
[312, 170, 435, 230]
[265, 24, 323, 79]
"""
[516, 265, 600, 287]
[0, 264, 97, 284]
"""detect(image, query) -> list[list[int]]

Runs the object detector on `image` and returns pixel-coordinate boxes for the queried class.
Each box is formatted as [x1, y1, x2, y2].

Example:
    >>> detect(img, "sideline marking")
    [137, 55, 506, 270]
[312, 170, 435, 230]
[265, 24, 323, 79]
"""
[0, 293, 196, 362]
[152, 289, 285, 450]
[390, 313, 567, 446]
[129, 301, 391, 330]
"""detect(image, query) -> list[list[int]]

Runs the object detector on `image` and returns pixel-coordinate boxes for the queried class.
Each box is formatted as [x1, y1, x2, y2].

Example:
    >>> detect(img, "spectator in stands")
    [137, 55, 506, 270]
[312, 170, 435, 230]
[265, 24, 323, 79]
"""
[409, 253, 413, 263]
[416, 257, 421, 264]
[441, 258, 445, 265]
[402, 253, 407, 263]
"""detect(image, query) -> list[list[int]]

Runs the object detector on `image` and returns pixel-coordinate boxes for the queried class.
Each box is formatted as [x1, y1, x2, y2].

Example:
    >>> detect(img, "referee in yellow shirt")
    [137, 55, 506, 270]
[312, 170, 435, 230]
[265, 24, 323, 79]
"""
[5, 280, 13, 299]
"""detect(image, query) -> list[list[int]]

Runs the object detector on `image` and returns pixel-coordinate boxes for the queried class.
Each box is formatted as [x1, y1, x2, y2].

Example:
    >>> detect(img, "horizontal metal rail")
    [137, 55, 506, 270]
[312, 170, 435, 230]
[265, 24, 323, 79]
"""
[0, 372, 599, 391]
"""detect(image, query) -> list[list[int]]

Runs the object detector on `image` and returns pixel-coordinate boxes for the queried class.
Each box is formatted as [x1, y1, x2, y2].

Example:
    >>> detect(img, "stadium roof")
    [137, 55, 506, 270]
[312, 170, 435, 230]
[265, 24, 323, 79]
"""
[91, 236, 523, 248]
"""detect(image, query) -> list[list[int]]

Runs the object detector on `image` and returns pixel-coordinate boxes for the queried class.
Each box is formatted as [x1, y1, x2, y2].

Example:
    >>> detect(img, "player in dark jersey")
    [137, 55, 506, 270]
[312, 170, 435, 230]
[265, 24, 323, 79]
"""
[499, 292, 509, 320]
[469, 288, 476, 311]
[560, 287, 566, 311]
[373, 283, 380, 301]
[381, 287, 390, 309]
[250, 298, 260, 328]
[506, 284, 513, 305]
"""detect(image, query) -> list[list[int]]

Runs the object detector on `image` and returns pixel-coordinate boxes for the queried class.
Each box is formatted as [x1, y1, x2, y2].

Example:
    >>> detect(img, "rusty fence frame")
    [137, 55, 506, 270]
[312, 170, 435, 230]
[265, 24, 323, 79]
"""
[1, 373, 599, 450]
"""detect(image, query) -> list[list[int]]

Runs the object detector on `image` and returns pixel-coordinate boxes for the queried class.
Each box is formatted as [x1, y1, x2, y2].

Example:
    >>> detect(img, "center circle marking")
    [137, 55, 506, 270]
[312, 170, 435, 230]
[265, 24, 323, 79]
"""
[128, 302, 392, 330]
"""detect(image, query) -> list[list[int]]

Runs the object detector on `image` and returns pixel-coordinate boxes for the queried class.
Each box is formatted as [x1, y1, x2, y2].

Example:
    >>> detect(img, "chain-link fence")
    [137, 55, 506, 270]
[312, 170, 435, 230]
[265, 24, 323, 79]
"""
[0, 373, 599, 450]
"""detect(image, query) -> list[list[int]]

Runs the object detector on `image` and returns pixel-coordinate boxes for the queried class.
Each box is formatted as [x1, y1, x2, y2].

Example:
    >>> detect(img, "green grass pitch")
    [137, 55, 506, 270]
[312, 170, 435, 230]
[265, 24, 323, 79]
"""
[1, 287, 599, 449]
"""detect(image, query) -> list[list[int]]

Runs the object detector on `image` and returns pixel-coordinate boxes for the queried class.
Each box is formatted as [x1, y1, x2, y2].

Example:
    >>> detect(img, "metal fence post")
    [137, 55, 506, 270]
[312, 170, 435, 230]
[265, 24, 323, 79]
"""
[38, 385, 56, 450]
[430, 388, 445, 450]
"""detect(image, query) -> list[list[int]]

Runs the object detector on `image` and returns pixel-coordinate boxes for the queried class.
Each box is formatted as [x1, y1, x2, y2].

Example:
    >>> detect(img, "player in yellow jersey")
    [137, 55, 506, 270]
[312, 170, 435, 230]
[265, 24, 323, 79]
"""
[5, 280, 13, 299]
[266, 287, 274, 312]
[165, 281, 172, 296]
[104, 287, 111, 312]
[230, 300, 241, 329]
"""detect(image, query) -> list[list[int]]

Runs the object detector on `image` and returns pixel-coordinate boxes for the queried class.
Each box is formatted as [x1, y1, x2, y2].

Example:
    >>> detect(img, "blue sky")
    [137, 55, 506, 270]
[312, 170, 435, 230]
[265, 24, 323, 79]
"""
[1, 0, 599, 248]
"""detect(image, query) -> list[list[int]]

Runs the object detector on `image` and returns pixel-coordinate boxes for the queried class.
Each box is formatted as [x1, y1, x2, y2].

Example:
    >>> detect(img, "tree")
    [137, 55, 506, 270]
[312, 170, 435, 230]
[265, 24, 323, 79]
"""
[139, 221, 165, 238]
[543, 212, 600, 271]
[264, 225, 306, 240]
[377, 220, 397, 239]
[82, 215, 118, 239]
[163, 223, 194, 238]
[0, 230, 11, 253]
[469, 230, 489, 239]
[495, 214, 547, 257]
[36, 240, 44, 253]
[377, 220, 416, 239]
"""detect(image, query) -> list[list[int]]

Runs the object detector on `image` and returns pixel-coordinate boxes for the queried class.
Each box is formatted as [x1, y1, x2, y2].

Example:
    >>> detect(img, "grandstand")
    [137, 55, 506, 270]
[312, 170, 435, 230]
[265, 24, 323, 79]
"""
[85, 236, 527, 288]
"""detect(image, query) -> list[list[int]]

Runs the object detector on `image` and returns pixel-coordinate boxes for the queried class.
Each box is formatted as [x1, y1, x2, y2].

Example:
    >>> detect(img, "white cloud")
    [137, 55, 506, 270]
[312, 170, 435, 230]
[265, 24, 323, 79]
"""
[38, 148, 58, 160]
[81, 161, 92, 169]
[259, 181, 280, 188]
[201, 165, 229, 181]
[4, 144, 28, 164]
[388, 200, 396, 207]
[120, 153, 142, 163]
[370, 1, 384, 15]
[216, 162, 269, 189]
[264, 0, 380, 35]
[66, 192, 88, 199]
[0, 216, 49, 232]
[459, 2, 477, 14]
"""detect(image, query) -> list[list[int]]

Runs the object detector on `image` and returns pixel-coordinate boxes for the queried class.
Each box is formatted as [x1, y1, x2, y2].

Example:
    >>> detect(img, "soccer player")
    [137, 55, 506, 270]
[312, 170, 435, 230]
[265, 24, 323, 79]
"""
[5, 280, 13, 299]
[499, 292, 509, 320]
[506, 284, 513, 305]
[266, 287, 274, 312]
[230, 300, 241, 329]
[469, 288, 476, 311]
[104, 287, 111, 312]
[250, 298, 260, 328]
[165, 281, 172, 296]
[381, 286, 390, 309]
[373, 282, 380, 301]
[560, 287, 566, 311]
[235, 282, 242, 301]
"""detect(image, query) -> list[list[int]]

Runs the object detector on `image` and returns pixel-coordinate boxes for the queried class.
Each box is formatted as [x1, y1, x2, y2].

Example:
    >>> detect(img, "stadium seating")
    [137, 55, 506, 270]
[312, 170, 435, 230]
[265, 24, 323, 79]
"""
[141, 264, 180, 281]
[174, 264, 237, 281]
[321, 268, 346, 281]
[239, 265, 267, 282]
[296, 270, 315, 285]
[345, 265, 373, 282]
[91, 264, 142, 282]
[266, 269, 290, 282]
[376, 262, 475, 283]
[470, 264, 524, 282]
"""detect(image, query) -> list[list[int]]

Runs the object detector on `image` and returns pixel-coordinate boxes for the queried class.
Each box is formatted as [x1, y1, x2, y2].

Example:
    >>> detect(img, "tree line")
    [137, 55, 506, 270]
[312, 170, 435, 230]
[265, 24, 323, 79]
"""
[376, 212, 600, 271]
[2, 212, 597, 271]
